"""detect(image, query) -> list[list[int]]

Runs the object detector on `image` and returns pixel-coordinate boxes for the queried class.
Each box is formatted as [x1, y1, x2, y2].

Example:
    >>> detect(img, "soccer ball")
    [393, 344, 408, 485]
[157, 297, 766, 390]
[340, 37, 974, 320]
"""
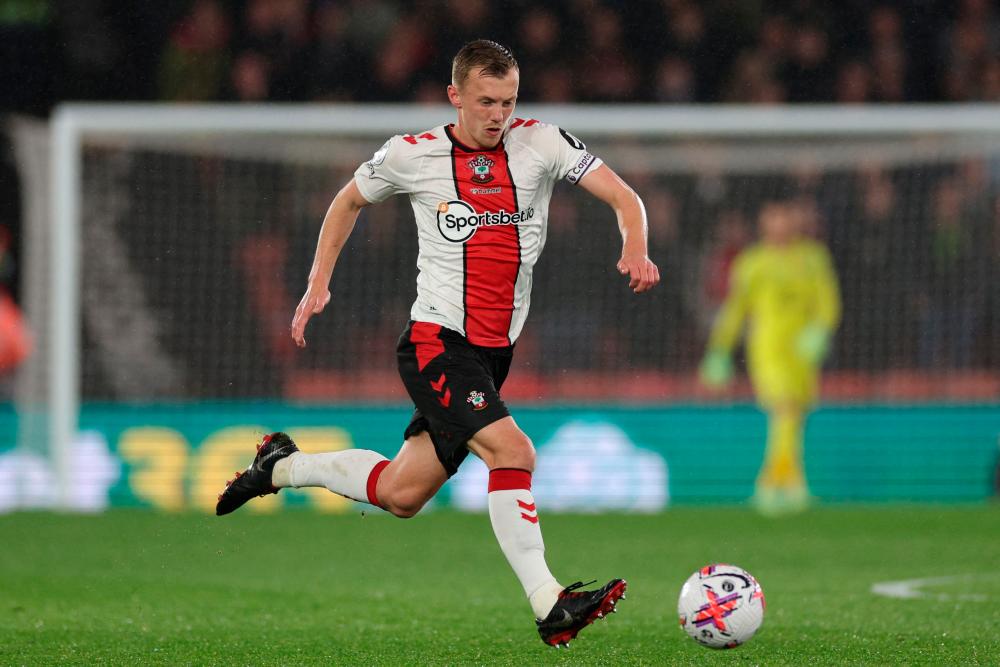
[677, 563, 765, 649]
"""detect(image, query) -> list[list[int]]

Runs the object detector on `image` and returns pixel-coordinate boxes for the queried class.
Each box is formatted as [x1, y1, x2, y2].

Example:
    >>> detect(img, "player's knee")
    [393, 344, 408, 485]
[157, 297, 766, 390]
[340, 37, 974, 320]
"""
[501, 433, 536, 472]
[387, 504, 420, 519]
[519, 438, 536, 472]
[382, 488, 427, 519]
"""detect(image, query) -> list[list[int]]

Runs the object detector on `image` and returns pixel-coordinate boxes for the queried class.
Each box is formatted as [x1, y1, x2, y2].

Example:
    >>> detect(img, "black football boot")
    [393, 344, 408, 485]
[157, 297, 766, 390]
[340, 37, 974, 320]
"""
[215, 432, 299, 516]
[536, 579, 627, 648]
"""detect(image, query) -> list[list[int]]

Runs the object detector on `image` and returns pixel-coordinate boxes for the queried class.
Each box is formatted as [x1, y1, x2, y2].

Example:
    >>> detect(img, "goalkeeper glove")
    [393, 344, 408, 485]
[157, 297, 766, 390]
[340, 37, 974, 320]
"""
[699, 350, 733, 389]
[796, 323, 830, 365]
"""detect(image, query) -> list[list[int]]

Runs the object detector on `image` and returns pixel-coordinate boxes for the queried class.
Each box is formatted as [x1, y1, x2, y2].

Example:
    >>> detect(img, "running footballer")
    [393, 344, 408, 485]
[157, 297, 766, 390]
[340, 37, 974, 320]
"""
[216, 40, 660, 648]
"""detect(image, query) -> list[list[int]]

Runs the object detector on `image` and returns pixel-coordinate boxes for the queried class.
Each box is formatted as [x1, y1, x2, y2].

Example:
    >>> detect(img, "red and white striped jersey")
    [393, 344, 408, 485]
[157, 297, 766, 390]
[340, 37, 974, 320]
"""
[353, 119, 602, 347]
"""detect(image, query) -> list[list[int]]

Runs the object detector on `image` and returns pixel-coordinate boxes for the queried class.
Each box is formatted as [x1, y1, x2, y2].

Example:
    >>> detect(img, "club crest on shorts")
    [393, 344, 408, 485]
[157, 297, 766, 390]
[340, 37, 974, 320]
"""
[468, 155, 495, 184]
[466, 390, 488, 411]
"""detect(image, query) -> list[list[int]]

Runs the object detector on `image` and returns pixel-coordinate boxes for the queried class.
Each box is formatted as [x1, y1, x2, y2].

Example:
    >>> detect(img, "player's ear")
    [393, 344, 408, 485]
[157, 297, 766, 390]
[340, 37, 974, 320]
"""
[447, 84, 462, 109]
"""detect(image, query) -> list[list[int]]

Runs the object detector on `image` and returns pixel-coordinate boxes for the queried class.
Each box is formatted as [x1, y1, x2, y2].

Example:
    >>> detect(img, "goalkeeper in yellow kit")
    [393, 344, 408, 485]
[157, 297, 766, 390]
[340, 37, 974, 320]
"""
[700, 199, 841, 515]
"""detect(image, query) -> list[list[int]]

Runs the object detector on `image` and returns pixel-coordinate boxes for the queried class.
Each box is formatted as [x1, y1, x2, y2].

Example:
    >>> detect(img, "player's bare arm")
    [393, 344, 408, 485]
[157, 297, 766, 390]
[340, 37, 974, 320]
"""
[291, 178, 371, 348]
[578, 164, 660, 293]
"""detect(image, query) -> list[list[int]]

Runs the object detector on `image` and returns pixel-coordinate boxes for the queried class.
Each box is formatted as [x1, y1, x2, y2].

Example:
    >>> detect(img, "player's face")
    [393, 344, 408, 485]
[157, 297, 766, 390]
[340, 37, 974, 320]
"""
[759, 204, 801, 244]
[448, 67, 519, 149]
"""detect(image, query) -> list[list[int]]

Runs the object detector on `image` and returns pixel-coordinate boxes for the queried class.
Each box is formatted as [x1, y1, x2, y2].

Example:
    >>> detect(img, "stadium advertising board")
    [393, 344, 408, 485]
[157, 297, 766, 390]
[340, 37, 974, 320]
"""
[0, 404, 996, 512]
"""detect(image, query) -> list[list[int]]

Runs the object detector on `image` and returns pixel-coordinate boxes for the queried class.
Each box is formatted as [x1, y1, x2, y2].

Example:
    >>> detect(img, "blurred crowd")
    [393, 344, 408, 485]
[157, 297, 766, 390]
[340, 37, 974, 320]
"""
[2, 0, 999, 114]
[3, 0, 999, 399]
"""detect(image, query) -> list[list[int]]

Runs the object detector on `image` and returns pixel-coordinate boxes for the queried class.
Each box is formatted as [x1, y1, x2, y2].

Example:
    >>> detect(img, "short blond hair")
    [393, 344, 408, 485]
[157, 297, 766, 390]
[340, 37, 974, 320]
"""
[452, 39, 518, 88]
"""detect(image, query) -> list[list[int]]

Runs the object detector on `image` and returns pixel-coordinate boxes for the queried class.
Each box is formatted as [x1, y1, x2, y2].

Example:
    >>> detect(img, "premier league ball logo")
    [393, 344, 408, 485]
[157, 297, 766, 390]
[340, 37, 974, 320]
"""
[468, 155, 495, 184]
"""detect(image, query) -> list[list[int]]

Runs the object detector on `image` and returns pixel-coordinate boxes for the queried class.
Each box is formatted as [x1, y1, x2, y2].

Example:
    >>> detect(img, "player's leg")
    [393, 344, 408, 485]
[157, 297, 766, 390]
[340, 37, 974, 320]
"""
[756, 403, 806, 491]
[749, 357, 812, 514]
[468, 418, 626, 647]
[268, 430, 447, 518]
[213, 430, 394, 517]
[771, 361, 819, 502]
[755, 403, 811, 516]
[466, 416, 560, 620]
[373, 431, 448, 517]
[269, 445, 388, 505]
[399, 322, 624, 644]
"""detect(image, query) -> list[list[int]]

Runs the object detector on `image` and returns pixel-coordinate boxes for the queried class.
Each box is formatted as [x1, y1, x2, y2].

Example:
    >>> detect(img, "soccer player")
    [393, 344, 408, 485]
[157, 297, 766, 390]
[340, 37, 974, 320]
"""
[699, 198, 840, 516]
[216, 40, 660, 647]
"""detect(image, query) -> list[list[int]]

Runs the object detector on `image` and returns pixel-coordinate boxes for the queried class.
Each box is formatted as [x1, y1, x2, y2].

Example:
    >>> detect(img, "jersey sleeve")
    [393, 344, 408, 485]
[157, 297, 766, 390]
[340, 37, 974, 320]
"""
[707, 251, 752, 354]
[809, 244, 842, 332]
[538, 124, 604, 184]
[353, 135, 411, 203]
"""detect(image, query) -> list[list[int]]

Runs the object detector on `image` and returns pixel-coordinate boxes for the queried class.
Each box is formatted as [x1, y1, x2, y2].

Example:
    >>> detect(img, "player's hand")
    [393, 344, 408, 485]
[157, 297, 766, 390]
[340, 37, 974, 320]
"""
[699, 350, 733, 390]
[617, 253, 660, 293]
[796, 323, 830, 365]
[291, 285, 331, 348]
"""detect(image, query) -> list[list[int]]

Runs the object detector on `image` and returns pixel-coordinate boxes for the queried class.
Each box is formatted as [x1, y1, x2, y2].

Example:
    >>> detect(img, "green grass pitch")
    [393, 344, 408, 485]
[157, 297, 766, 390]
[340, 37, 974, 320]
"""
[2, 506, 998, 665]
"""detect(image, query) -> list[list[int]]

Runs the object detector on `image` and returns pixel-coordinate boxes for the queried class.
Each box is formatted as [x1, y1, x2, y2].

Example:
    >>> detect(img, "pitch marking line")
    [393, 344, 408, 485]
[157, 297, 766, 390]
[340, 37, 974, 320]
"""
[871, 575, 987, 601]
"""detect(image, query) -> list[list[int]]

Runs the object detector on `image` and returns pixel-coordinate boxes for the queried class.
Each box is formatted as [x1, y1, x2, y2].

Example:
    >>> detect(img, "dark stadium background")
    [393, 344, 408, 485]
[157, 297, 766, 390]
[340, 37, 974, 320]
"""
[4, 1, 998, 110]
[0, 0, 996, 506]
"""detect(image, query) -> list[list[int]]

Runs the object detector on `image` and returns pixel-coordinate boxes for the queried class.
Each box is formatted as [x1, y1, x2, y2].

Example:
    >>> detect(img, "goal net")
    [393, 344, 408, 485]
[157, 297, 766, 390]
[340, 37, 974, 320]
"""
[9, 104, 1000, 507]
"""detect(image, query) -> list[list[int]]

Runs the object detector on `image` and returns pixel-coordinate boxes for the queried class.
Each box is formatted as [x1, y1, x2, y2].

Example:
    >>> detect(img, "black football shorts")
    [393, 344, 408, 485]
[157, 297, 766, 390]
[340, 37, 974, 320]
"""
[397, 320, 512, 476]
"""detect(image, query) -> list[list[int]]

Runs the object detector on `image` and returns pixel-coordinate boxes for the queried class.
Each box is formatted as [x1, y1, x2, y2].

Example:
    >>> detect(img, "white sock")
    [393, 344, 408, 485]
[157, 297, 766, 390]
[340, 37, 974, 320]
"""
[272, 450, 389, 506]
[487, 468, 563, 619]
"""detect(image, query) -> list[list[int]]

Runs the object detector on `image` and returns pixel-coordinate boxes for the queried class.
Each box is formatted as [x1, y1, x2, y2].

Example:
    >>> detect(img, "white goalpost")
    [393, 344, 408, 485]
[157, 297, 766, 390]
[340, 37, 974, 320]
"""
[17, 103, 1000, 508]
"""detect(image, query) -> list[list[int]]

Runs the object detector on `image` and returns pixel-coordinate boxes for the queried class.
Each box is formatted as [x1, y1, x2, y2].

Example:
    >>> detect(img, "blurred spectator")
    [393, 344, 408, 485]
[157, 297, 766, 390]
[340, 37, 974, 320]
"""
[654, 56, 697, 103]
[309, 1, 362, 101]
[723, 51, 786, 104]
[783, 22, 834, 101]
[513, 7, 564, 99]
[835, 60, 872, 104]
[236, 0, 311, 100]
[514, 6, 561, 66]
[662, 1, 708, 63]
[367, 22, 435, 100]
[757, 13, 792, 67]
[159, 0, 231, 101]
[867, 6, 910, 102]
[939, 0, 1000, 101]
[983, 57, 1000, 100]
[0, 226, 30, 379]
[534, 64, 576, 103]
[578, 5, 639, 102]
[229, 50, 271, 101]
[916, 174, 991, 368]
[437, 0, 492, 50]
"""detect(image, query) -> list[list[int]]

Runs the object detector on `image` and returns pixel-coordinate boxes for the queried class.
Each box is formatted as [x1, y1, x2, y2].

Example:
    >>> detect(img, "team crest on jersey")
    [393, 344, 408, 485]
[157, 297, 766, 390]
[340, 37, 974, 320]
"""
[468, 155, 495, 184]
[467, 390, 488, 411]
